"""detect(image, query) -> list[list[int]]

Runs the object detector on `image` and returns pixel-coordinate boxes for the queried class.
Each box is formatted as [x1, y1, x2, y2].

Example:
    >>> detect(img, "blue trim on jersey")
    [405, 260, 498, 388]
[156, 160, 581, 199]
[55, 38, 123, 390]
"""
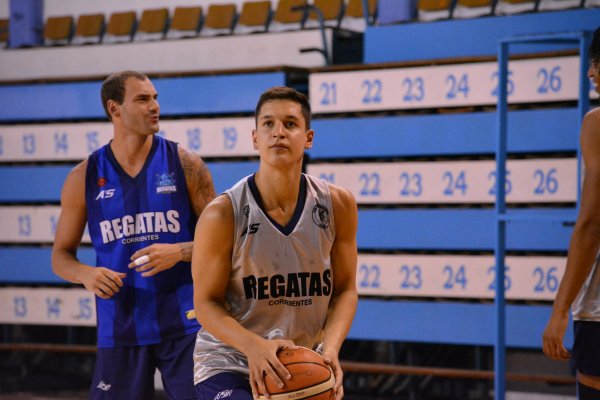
[86, 136, 199, 347]
[247, 173, 307, 236]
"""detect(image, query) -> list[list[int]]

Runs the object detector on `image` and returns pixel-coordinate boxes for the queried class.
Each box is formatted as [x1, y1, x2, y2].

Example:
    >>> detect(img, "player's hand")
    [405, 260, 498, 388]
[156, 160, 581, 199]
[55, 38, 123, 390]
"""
[542, 311, 570, 361]
[322, 348, 344, 400]
[246, 339, 297, 399]
[128, 243, 183, 277]
[80, 266, 126, 300]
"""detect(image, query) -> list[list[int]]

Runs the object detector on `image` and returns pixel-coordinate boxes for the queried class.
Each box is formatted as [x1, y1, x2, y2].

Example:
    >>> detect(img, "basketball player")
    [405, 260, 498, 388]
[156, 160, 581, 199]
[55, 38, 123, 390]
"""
[52, 70, 215, 399]
[191, 86, 358, 400]
[542, 27, 600, 399]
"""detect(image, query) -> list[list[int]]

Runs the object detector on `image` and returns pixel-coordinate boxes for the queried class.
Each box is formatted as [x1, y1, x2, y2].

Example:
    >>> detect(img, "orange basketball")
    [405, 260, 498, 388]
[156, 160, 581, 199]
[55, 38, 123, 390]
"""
[261, 346, 335, 400]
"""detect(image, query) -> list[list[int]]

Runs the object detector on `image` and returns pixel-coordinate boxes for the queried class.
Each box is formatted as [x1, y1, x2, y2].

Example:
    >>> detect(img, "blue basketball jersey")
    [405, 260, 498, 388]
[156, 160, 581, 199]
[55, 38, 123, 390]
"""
[85, 136, 199, 348]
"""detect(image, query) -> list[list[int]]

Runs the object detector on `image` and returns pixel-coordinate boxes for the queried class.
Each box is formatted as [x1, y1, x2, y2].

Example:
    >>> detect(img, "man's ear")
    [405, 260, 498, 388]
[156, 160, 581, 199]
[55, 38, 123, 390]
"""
[107, 99, 120, 119]
[305, 129, 314, 149]
[252, 129, 259, 150]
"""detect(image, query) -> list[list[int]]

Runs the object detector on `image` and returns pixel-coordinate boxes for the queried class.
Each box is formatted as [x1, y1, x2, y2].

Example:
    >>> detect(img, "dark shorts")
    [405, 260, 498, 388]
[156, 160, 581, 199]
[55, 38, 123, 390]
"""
[90, 333, 196, 400]
[195, 372, 253, 400]
[572, 321, 600, 377]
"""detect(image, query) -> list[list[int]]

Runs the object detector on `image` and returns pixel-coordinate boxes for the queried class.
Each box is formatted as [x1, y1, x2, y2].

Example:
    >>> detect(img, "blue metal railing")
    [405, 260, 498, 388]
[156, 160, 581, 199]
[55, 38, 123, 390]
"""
[495, 31, 591, 400]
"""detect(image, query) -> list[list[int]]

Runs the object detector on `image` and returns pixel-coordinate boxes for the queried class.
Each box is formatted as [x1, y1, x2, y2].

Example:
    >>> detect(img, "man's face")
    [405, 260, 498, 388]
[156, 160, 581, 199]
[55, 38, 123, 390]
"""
[252, 100, 313, 168]
[112, 77, 160, 135]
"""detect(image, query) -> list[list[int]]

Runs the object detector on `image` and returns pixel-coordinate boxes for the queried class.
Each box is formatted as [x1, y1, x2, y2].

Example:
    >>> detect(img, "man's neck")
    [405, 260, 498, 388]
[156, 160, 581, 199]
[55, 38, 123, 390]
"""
[109, 134, 154, 177]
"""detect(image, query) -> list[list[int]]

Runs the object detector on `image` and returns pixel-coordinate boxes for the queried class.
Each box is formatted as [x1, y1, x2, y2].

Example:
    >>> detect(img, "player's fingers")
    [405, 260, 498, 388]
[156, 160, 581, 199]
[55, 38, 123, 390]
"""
[141, 266, 162, 277]
[557, 346, 570, 360]
[271, 362, 290, 383]
[135, 262, 154, 273]
[335, 384, 344, 400]
[129, 254, 151, 269]
[263, 365, 282, 393]
[109, 272, 126, 287]
[94, 288, 111, 300]
[249, 372, 266, 399]
[97, 283, 116, 298]
[100, 276, 122, 295]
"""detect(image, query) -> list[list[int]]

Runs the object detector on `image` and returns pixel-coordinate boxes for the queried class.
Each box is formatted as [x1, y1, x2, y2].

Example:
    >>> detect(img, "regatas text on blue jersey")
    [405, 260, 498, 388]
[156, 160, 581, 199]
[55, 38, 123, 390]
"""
[242, 270, 332, 300]
[99, 210, 181, 244]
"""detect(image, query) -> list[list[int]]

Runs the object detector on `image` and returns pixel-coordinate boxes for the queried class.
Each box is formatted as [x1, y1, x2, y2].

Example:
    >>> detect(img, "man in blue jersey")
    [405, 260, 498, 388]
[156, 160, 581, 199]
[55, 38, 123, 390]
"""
[191, 86, 358, 400]
[52, 70, 216, 400]
[543, 27, 600, 400]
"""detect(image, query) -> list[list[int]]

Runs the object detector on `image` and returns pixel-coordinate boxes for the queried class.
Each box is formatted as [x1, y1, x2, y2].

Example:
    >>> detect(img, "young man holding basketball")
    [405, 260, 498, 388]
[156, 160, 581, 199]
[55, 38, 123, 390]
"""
[52, 70, 215, 399]
[191, 86, 358, 400]
[542, 27, 600, 399]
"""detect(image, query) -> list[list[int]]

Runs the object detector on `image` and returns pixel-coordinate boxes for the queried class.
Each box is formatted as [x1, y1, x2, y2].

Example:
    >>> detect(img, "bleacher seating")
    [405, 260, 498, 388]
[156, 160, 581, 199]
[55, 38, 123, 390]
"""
[340, 0, 378, 31]
[72, 13, 105, 45]
[235, 0, 272, 34]
[494, 0, 537, 14]
[417, 0, 452, 21]
[270, 0, 307, 32]
[200, 4, 237, 37]
[166, 6, 203, 39]
[538, 0, 581, 10]
[453, 0, 493, 18]
[43, 16, 74, 46]
[0, 18, 8, 46]
[134, 8, 169, 42]
[303, 0, 344, 29]
[104, 11, 136, 43]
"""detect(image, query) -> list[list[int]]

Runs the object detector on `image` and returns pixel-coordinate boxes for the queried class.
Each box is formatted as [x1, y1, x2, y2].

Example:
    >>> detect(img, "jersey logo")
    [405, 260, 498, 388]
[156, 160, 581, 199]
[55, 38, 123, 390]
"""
[241, 223, 260, 237]
[214, 390, 233, 399]
[95, 189, 115, 200]
[312, 203, 330, 229]
[96, 381, 112, 391]
[156, 172, 177, 194]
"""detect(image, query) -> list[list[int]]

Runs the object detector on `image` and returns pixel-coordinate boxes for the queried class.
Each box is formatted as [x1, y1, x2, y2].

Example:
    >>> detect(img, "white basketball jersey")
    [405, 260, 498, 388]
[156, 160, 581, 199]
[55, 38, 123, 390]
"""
[572, 252, 600, 321]
[193, 173, 336, 384]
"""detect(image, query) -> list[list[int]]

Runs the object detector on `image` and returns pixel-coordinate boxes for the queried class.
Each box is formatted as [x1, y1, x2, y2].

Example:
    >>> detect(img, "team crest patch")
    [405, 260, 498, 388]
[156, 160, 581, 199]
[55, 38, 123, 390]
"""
[312, 203, 330, 229]
[156, 173, 177, 194]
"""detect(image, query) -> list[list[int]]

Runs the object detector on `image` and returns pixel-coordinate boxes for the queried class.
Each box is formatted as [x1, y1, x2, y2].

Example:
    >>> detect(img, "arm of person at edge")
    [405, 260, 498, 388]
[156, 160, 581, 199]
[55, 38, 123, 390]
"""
[127, 146, 216, 277]
[320, 184, 359, 400]
[192, 194, 297, 399]
[52, 161, 127, 300]
[542, 108, 600, 361]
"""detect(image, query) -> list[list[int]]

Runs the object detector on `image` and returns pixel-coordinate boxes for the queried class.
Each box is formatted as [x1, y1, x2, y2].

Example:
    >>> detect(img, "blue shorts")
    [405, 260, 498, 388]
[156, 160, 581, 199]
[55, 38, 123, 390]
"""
[90, 333, 196, 400]
[195, 372, 253, 400]
[572, 321, 600, 377]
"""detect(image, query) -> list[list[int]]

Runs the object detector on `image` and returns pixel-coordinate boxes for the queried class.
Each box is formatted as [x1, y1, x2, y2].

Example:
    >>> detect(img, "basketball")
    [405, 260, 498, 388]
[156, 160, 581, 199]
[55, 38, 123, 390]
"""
[260, 346, 335, 400]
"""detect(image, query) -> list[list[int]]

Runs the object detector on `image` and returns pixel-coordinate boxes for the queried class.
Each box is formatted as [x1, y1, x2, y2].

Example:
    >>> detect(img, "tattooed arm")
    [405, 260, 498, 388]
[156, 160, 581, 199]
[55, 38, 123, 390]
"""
[125, 146, 217, 275]
[178, 145, 217, 218]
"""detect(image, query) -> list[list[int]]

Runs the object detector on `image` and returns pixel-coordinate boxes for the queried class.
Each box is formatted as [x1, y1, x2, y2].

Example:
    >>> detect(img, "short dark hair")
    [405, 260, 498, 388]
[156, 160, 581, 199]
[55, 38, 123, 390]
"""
[591, 26, 600, 65]
[101, 70, 149, 120]
[255, 86, 311, 129]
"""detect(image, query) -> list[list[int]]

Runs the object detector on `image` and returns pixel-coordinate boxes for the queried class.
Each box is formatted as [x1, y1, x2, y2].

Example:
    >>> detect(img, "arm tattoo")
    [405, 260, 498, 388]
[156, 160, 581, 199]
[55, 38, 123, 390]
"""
[178, 241, 194, 262]
[179, 147, 217, 218]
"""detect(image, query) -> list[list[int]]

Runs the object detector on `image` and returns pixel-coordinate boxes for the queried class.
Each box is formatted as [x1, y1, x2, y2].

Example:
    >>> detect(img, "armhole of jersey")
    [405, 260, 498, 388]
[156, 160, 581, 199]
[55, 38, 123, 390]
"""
[225, 191, 240, 246]
[173, 144, 194, 207]
[84, 154, 94, 212]
[326, 182, 336, 236]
